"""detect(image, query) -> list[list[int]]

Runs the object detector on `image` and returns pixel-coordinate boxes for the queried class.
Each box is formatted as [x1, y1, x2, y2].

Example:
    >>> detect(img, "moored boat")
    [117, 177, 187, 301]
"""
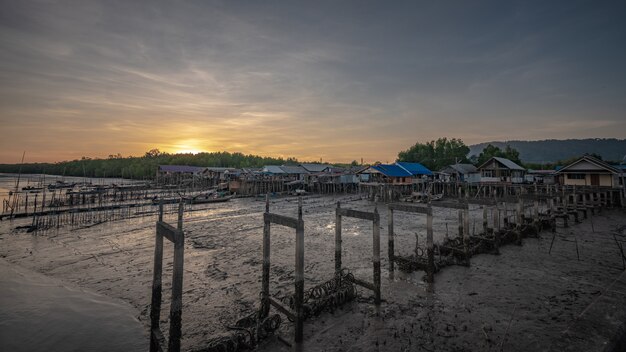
[184, 193, 232, 204]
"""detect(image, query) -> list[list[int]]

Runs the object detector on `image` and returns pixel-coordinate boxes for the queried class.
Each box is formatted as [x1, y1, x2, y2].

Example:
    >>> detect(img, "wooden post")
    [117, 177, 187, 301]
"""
[516, 200, 523, 245]
[335, 202, 342, 276]
[493, 206, 500, 254]
[388, 207, 394, 272]
[294, 197, 304, 343]
[463, 207, 470, 265]
[373, 207, 381, 305]
[31, 194, 38, 228]
[482, 207, 488, 235]
[549, 197, 554, 214]
[177, 200, 183, 230]
[426, 206, 434, 283]
[458, 209, 463, 238]
[168, 202, 184, 352]
[149, 202, 164, 352]
[261, 194, 271, 318]
[592, 192, 597, 214]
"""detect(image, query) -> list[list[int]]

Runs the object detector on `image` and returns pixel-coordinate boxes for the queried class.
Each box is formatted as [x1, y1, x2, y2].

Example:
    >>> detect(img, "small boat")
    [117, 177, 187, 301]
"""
[151, 197, 182, 205]
[404, 192, 444, 203]
[429, 193, 444, 201]
[290, 189, 307, 196]
[184, 194, 232, 205]
[48, 181, 76, 190]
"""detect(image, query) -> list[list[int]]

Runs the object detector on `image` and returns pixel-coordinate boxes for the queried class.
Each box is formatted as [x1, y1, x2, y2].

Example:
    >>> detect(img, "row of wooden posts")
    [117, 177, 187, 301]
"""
[4, 182, 620, 224]
[389, 189, 613, 280]
[259, 197, 384, 346]
[1, 185, 199, 220]
[360, 182, 623, 204]
[149, 188, 613, 351]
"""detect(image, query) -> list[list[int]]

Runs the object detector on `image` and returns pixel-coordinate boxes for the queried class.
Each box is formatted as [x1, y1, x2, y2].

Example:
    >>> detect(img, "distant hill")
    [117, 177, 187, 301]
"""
[469, 139, 626, 163]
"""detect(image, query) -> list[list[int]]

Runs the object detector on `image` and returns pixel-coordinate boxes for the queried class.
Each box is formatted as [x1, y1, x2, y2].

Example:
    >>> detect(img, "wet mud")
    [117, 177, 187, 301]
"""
[1, 194, 625, 351]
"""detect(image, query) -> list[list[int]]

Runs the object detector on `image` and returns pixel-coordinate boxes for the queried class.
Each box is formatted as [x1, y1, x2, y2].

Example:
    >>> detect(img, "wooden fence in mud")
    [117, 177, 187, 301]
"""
[2, 181, 622, 233]
[147, 187, 620, 351]
[150, 202, 184, 352]
[1, 184, 215, 232]
[259, 197, 382, 345]
[1, 183, 215, 220]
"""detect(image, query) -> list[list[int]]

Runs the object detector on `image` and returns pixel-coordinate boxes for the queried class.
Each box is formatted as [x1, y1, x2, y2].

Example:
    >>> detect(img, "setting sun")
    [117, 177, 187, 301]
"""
[172, 139, 205, 155]
[175, 149, 202, 155]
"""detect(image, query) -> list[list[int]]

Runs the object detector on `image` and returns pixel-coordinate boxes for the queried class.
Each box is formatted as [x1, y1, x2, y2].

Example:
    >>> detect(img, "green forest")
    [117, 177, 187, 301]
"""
[0, 150, 292, 179]
[397, 138, 522, 170]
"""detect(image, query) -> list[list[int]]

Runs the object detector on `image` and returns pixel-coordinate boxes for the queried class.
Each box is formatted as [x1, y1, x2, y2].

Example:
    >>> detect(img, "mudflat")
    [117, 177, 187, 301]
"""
[1, 195, 624, 351]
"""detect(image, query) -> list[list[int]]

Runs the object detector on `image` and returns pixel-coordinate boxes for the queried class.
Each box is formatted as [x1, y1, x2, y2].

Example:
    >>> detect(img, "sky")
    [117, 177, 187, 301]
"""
[0, 0, 625, 164]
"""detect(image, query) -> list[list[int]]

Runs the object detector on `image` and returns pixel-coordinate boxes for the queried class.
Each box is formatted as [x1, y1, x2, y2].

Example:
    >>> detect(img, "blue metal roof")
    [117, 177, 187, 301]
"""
[372, 164, 412, 177]
[396, 162, 433, 176]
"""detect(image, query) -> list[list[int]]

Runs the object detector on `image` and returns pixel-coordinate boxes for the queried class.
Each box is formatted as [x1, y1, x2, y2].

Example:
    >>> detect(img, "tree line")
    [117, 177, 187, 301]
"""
[0, 140, 621, 179]
[396, 138, 522, 170]
[396, 138, 621, 171]
[468, 138, 626, 164]
[0, 150, 292, 179]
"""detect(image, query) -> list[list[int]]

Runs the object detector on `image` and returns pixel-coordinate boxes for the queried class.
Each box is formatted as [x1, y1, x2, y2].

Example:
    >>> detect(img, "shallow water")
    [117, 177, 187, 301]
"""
[0, 259, 146, 352]
[0, 173, 140, 205]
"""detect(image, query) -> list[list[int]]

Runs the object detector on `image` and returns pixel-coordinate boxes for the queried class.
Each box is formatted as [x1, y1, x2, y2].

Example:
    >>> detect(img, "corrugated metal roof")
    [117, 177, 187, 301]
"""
[327, 167, 347, 174]
[489, 157, 525, 170]
[159, 165, 205, 173]
[372, 164, 412, 177]
[204, 167, 233, 172]
[280, 165, 309, 174]
[449, 163, 477, 174]
[396, 162, 433, 176]
[262, 165, 286, 174]
[350, 165, 370, 174]
[555, 155, 619, 174]
[300, 163, 330, 172]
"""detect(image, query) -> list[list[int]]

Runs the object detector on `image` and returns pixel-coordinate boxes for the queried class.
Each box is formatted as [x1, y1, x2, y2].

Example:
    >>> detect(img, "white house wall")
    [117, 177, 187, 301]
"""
[562, 173, 614, 187]
[600, 174, 613, 187]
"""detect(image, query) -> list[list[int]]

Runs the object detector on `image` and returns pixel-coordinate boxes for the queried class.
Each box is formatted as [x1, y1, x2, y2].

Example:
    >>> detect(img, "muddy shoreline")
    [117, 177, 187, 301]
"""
[1, 195, 625, 351]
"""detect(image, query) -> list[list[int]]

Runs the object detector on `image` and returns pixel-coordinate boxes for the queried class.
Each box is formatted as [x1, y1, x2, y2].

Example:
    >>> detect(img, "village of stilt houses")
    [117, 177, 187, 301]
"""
[1, 150, 625, 352]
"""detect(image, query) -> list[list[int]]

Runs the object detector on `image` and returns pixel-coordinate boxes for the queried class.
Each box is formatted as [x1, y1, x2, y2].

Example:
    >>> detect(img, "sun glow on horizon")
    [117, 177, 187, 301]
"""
[170, 139, 207, 155]
[175, 149, 203, 155]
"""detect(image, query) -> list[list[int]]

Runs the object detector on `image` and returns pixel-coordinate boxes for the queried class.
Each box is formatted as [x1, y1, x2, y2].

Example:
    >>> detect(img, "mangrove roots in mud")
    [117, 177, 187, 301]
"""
[394, 224, 541, 276]
[195, 271, 357, 352]
[194, 313, 281, 352]
[278, 270, 358, 321]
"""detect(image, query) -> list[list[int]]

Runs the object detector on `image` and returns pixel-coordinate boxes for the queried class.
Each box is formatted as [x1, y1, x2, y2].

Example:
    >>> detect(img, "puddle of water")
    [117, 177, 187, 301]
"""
[0, 259, 146, 352]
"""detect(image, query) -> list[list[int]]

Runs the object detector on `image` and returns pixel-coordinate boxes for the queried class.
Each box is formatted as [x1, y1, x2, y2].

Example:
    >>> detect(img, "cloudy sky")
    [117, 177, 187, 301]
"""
[0, 0, 624, 163]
